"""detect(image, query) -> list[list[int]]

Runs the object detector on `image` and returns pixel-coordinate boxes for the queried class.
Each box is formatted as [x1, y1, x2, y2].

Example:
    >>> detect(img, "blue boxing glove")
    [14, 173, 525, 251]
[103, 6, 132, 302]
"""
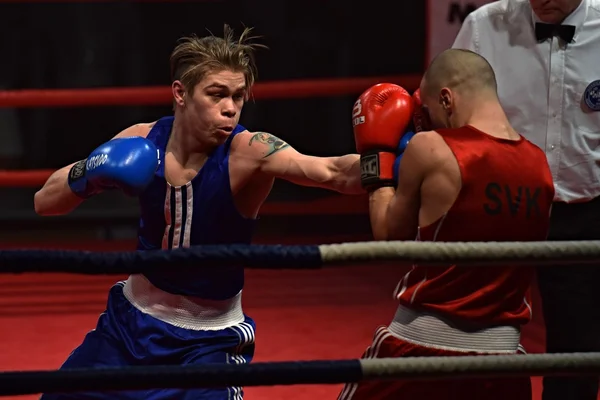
[393, 131, 416, 185]
[68, 136, 159, 199]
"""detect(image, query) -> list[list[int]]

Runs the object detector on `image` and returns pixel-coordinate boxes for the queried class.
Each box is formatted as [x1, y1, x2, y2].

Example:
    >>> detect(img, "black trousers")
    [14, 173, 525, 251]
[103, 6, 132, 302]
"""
[539, 197, 600, 400]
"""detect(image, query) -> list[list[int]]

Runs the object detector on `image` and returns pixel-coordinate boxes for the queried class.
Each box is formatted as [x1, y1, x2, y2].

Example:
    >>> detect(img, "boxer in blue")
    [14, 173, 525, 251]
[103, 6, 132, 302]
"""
[34, 26, 363, 399]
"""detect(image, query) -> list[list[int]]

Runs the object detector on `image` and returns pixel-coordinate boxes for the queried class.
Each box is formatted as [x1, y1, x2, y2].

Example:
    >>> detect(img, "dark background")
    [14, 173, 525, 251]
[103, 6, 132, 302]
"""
[0, 0, 427, 240]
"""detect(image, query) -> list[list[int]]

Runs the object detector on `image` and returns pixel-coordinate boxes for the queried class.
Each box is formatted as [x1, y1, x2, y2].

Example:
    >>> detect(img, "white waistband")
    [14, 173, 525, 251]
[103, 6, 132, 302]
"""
[122, 274, 245, 331]
[388, 304, 520, 354]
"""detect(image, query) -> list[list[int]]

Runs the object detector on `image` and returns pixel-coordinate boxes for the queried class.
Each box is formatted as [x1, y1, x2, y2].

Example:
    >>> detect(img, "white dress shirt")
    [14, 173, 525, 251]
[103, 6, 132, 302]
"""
[452, 0, 600, 203]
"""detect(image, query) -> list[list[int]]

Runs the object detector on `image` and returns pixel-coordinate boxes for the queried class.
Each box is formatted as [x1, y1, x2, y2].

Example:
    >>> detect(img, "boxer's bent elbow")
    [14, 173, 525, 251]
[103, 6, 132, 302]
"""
[34, 168, 83, 216]
[34, 189, 63, 216]
[33, 190, 51, 215]
[34, 188, 82, 216]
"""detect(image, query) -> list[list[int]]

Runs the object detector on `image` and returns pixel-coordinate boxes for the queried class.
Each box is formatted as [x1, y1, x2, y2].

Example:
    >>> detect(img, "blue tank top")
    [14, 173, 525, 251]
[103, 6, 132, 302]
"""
[137, 116, 256, 300]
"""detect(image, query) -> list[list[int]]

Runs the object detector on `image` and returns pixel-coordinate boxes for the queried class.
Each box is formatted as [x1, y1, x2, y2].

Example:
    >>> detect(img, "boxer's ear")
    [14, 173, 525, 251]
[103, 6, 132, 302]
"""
[439, 88, 452, 111]
[172, 80, 186, 107]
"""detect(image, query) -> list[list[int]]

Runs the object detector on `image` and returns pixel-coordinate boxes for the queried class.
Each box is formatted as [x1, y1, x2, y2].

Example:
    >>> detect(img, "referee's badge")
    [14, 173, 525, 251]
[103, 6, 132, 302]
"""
[583, 80, 600, 111]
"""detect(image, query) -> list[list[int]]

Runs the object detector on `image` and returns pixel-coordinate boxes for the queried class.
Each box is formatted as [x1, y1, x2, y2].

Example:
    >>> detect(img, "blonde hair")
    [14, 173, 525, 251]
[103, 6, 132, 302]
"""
[170, 25, 265, 97]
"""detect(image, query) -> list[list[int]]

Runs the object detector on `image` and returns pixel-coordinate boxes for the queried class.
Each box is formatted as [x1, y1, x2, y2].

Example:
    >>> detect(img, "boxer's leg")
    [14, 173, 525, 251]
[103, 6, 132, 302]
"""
[40, 282, 139, 400]
[150, 316, 256, 400]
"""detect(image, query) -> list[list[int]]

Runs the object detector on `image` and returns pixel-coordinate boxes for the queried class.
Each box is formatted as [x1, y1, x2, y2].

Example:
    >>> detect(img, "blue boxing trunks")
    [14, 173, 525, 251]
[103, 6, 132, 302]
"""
[40, 275, 255, 400]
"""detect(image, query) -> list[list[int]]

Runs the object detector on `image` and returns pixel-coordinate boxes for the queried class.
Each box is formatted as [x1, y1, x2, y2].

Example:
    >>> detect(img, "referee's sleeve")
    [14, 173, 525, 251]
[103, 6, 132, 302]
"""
[452, 13, 479, 54]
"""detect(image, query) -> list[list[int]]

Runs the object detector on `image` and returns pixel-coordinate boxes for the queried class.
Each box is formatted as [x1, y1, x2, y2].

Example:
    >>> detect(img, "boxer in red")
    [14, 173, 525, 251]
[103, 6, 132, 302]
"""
[339, 49, 555, 400]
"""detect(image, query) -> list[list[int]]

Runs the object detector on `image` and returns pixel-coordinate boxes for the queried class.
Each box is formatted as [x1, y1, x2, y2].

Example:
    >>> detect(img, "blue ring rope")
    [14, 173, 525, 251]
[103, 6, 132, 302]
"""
[3, 241, 600, 274]
[0, 244, 322, 274]
[0, 361, 360, 396]
[2, 353, 600, 396]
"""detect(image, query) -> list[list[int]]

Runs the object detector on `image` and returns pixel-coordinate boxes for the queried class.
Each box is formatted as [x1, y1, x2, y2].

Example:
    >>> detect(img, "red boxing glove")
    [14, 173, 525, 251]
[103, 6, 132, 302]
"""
[412, 89, 432, 132]
[352, 83, 414, 190]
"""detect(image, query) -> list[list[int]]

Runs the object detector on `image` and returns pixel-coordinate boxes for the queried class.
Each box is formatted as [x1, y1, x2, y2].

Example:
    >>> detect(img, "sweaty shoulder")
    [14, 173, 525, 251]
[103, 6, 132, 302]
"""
[113, 122, 157, 140]
[230, 130, 291, 160]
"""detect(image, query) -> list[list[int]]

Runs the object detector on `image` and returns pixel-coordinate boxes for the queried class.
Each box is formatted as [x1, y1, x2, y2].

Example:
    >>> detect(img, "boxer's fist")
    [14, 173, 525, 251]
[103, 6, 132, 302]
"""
[68, 136, 159, 199]
[352, 83, 414, 190]
[412, 89, 432, 132]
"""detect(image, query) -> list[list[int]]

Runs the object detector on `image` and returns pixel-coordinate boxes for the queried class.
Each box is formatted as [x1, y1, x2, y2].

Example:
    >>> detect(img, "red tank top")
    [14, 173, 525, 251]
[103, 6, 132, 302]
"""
[396, 125, 555, 326]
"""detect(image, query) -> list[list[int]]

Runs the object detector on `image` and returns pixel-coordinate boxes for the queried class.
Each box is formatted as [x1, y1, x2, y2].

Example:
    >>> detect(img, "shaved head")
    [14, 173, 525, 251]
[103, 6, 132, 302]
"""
[421, 49, 497, 99]
[418, 49, 501, 130]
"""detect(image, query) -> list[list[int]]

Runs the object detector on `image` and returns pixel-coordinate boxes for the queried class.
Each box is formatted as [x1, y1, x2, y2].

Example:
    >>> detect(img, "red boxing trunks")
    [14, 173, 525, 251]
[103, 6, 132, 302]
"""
[338, 326, 531, 400]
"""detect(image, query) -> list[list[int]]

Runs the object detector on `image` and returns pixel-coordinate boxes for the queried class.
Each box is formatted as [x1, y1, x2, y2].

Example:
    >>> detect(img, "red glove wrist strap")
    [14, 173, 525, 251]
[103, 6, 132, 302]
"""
[360, 151, 396, 190]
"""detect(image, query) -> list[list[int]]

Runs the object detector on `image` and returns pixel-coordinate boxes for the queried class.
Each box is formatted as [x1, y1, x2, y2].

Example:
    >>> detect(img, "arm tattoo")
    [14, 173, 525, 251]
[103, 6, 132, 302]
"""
[248, 132, 290, 158]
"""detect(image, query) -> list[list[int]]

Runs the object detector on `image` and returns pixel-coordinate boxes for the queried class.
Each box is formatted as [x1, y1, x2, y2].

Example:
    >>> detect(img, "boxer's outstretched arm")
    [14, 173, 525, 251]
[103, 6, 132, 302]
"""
[34, 123, 153, 216]
[369, 133, 433, 240]
[247, 132, 364, 194]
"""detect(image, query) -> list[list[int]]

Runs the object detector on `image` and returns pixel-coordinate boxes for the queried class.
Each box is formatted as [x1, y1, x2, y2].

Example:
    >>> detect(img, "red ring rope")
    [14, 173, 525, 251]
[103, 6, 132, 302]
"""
[0, 75, 421, 107]
[0, 170, 54, 188]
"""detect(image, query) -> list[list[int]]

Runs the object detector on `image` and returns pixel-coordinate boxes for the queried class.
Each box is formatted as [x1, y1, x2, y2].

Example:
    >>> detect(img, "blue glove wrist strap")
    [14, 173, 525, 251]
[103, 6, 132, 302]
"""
[68, 159, 94, 199]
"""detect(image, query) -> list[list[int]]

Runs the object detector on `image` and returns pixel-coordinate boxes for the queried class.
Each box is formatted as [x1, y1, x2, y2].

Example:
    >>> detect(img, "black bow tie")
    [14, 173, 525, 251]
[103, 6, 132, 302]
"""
[535, 22, 576, 43]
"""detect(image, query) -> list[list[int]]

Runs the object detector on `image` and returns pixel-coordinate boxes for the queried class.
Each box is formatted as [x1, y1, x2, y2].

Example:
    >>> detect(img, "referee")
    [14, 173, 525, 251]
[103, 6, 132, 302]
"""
[452, 0, 600, 399]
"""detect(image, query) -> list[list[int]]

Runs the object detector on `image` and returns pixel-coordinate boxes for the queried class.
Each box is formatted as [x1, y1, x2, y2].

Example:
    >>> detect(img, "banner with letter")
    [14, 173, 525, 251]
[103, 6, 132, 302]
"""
[426, 0, 495, 65]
